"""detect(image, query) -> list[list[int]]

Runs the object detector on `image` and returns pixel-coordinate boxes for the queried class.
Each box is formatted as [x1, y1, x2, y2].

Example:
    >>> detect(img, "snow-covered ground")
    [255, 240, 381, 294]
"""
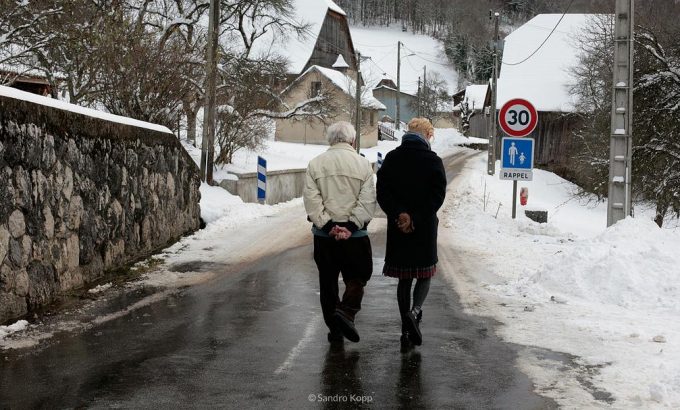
[441, 154, 680, 408]
[182, 126, 479, 177]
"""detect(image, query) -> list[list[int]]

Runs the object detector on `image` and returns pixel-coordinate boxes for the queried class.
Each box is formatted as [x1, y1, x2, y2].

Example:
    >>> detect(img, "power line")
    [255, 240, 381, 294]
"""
[402, 45, 452, 68]
[502, 0, 575, 66]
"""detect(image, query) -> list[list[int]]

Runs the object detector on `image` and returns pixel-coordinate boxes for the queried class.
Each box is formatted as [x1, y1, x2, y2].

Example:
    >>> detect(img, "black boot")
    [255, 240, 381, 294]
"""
[400, 323, 413, 353]
[327, 331, 344, 344]
[334, 309, 360, 343]
[404, 311, 423, 346]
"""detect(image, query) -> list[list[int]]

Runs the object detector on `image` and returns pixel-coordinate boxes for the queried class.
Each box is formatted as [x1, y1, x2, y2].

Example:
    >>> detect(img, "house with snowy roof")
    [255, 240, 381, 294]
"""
[258, 0, 385, 146]
[495, 14, 591, 172]
[371, 78, 418, 126]
[275, 63, 386, 147]
[1, 64, 57, 96]
[454, 83, 490, 136]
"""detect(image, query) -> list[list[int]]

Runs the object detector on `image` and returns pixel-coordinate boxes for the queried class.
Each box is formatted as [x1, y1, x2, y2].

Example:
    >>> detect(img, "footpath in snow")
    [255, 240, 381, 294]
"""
[441, 154, 680, 409]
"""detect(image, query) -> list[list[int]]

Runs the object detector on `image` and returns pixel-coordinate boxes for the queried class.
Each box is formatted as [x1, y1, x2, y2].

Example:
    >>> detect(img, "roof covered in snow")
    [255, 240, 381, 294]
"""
[296, 65, 386, 110]
[498, 14, 594, 112]
[463, 84, 489, 111]
[248, 0, 346, 75]
[0, 85, 172, 133]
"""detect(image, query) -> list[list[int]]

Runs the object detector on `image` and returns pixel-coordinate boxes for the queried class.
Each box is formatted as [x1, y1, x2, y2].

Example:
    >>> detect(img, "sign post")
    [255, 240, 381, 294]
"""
[500, 137, 535, 218]
[257, 156, 267, 204]
[498, 99, 538, 219]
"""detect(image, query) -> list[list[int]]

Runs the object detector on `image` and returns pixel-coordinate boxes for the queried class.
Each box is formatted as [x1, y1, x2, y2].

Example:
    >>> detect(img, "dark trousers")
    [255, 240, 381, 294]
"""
[313, 235, 373, 331]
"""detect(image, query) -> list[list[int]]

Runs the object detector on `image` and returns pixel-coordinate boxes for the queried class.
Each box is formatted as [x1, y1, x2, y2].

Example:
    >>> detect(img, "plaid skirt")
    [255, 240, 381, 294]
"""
[383, 263, 437, 279]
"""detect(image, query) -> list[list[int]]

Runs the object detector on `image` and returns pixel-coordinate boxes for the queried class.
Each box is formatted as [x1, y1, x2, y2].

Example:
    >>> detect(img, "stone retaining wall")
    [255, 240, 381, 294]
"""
[0, 95, 201, 323]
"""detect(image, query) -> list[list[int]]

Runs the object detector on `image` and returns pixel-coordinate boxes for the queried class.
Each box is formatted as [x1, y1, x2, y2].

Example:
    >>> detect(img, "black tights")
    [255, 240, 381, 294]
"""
[397, 278, 431, 321]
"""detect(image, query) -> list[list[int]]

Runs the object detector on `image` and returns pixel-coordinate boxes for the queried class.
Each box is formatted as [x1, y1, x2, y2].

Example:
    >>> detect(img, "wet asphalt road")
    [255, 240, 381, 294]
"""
[0, 151, 557, 409]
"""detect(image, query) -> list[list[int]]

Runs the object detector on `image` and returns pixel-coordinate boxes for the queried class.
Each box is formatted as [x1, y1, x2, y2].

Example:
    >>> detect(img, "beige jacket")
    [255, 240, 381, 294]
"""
[304, 143, 376, 230]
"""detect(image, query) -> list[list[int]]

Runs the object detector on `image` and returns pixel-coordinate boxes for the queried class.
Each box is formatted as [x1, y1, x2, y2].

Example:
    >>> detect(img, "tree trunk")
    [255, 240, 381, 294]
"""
[185, 106, 198, 147]
[654, 201, 666, 228]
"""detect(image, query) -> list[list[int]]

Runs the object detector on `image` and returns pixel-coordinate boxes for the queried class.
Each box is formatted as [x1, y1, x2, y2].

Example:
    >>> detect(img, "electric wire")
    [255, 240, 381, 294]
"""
[502, 0, 575, 66]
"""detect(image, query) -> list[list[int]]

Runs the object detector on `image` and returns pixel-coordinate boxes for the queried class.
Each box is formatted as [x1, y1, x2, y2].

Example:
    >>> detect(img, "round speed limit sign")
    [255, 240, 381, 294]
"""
[499, 98, 538, 137]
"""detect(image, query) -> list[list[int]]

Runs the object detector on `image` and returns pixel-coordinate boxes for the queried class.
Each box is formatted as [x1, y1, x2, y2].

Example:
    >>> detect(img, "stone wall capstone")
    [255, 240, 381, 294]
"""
[0, 95, 201, 323]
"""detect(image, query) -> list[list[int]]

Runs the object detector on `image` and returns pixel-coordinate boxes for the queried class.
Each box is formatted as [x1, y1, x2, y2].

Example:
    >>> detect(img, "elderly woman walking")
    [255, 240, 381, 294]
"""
[376, 118, 446, 349]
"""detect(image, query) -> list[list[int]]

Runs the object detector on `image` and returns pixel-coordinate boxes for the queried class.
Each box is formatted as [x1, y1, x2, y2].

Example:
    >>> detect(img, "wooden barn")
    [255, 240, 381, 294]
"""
[494, 14, 593, 175]
[254, 0, 359, 80]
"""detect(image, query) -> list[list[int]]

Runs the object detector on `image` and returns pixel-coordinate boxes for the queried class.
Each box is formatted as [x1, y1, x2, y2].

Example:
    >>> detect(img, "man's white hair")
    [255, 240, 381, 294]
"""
[326, 121, 356, 145]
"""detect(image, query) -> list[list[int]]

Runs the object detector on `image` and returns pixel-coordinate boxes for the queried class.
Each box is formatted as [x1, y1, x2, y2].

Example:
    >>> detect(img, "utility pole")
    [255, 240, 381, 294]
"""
[607, 0, 634, 226]
[417, 77, 421, 116]
[488, 11, 500, 176]
[423, 65, 427, 118]
[200, 0, 219, 184]
[396, 41, 401, 130]
[355, 51, 362, 153]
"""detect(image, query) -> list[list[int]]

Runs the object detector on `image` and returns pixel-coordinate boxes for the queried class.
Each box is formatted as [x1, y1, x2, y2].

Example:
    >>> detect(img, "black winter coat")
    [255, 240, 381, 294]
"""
[376, 134, 447, 268]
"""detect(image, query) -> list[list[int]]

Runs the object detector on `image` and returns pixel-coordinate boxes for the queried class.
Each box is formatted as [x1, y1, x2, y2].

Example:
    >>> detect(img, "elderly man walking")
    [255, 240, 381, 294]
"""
[304, 121, 376, 344]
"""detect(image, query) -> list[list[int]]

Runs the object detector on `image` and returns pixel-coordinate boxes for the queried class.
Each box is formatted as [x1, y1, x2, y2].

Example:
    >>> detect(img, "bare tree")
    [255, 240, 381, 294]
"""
[570, 10, 680, 227]
[0, 0, 62, 81]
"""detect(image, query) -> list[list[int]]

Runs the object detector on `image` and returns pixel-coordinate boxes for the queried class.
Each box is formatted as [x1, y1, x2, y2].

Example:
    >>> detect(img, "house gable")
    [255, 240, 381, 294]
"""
[303, 9, 357, 75]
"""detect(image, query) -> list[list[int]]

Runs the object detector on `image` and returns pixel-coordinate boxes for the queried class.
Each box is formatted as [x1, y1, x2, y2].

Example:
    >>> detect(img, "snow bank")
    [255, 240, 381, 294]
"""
[199, 183, 245, 224]
[0, 320, 29, 339]
[443, 153, 680, 408]
[523, 217, 680, 311]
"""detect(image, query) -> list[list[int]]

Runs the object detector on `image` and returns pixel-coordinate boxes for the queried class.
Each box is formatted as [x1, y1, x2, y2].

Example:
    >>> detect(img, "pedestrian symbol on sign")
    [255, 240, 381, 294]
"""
[519, 152, 526, 165]
[508, 142, 519, 166]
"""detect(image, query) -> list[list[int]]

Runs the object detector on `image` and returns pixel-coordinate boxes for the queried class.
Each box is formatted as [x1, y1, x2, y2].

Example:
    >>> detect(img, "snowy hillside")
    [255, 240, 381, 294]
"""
[350, 25, 459, 95]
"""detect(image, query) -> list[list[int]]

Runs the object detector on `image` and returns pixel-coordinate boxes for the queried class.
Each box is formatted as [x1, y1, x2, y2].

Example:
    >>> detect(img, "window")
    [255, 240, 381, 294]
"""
[310, 81, 322, 97]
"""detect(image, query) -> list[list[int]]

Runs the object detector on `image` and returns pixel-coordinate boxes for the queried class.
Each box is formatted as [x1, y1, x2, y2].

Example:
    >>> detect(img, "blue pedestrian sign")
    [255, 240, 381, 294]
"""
[257, 156, 267, 203]
[500, 137, 534, 181]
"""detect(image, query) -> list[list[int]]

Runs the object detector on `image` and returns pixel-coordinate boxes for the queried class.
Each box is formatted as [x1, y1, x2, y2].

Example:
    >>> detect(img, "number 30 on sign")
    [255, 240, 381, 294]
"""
[499, 98, 538, 137]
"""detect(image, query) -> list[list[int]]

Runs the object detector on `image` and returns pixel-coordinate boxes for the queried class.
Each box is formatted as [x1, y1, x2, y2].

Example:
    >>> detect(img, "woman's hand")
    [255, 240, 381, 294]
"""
[397, 213, 414, 233]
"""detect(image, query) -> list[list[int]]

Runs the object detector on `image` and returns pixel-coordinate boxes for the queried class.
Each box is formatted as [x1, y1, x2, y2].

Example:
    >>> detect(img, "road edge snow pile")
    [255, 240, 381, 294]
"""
[440, 154, 680, 409]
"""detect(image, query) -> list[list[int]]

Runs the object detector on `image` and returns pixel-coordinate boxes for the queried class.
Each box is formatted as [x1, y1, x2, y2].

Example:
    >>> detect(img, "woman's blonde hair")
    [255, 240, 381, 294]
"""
[407, 117, 434, 137]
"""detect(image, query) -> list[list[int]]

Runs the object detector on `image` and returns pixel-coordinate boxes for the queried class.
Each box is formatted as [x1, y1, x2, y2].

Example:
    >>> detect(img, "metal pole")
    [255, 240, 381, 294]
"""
[396, 41, 401, 130]
[417, 77, 421, 116]
[488, 11, 500, 176]
[512, 180, 518, 219]
[201, 0, 219, 184]
[423, 65, 427, 118]
[355, 51, 362, 153]
[607, 0, 634, 226]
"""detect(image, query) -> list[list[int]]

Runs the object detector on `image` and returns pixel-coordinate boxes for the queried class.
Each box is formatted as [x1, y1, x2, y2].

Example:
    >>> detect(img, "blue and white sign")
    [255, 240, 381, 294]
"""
[257, 156, 267, 203]
[500, 137, 534, 181]
[377, 152, 383, 170]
